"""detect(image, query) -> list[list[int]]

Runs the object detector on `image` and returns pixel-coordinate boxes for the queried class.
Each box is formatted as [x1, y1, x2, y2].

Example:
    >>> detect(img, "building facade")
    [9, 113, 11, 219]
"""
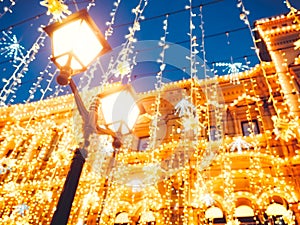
[0, 11, 300, 225]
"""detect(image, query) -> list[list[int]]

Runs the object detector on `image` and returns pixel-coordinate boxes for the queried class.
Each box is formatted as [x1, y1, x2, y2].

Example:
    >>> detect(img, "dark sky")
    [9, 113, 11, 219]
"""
[1, 0, 300, 105]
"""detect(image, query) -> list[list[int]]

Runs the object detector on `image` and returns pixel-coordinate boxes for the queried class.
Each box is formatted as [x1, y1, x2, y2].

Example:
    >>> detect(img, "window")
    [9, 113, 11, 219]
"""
[209, 126, 217, 141]
[137, 211, 156, 224]
[241, 120, 259, 136]
[209, 126, 222, 141]
[138, 136, 149, 151]
[115, 212, 130, 225]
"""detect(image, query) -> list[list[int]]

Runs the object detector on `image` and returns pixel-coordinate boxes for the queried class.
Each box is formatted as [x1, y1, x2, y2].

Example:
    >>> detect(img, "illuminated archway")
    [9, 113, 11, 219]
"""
[115, 212, 130, 225]
[205, 206, 224, 219]
[235, 205, 255, 217]
[266, 203, 287, 216]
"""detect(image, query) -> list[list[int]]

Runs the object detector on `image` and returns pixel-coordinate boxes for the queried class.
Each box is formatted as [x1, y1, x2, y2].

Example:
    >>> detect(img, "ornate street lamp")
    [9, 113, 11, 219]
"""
[44, 9, 141, 225]
[44, 9, 111, 85]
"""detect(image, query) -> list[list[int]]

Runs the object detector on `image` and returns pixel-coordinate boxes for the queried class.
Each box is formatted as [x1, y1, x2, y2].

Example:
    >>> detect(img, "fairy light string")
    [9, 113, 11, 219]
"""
[236, 0, 300, 143]
[0, 0, 16, 19]
[0, 28, 50, 106]
[105, 0, 148, 82]
[147, 14, 169, 152]
[284, 0, 300, 24]
[237, 0, 282, 117]
[105, 0, 122, 40]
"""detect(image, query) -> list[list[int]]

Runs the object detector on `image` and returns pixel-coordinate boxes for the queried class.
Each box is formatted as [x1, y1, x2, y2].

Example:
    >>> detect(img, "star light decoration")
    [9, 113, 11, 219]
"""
[228, 136, 252, 153]
[0, 31, 25, 62]
[114, 60, 131, 78]
[40, 0, 71, 21]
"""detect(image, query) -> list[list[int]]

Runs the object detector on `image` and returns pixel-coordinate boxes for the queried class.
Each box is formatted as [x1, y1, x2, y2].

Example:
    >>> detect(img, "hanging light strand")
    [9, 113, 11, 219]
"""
[0, 0, 16, 19]
[236, 0, 280, 116]
[105, 0, 122, 40]
[105, 0, 148, 81]
[0, 27, 49, 106]
[148, 14, 169, 152]
[284, 0, 300, 24]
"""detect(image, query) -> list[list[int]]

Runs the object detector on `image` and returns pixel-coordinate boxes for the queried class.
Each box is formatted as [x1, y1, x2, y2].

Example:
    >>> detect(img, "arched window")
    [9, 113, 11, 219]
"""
[138, 211, 156, 225]
[205, 206, 223, 219]
[235, 205, 256, 224]
[266, 203, 289, 225]
[235, 205, 254, 217]
[266, 203, 287, 216]
[205, 206, 226, 223]
[115, 212, 130, 225]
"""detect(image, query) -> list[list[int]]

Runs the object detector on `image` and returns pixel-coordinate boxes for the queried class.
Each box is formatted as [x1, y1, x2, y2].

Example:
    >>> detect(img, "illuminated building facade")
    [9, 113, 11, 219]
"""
[0, 10, 300, 225]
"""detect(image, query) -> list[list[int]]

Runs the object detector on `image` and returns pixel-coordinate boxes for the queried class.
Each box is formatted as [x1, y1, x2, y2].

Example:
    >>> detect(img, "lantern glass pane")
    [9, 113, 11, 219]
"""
[52, 19, 104, 70]
[100, 90, 140, 134]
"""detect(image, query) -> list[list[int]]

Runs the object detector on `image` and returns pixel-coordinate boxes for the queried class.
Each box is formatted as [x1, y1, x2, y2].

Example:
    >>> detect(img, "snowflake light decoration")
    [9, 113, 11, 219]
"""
[40, 0, 71, 21]
[215, 62, 249, 74]
[14, 203, 29, 216]
[228, 136, 252, 153]
[272, 116, 298, 142]
[181, 116, 199, 133]
[175, 98, 196, 117]
[0, 31, 25, 62]
[175, 98, 199, 132]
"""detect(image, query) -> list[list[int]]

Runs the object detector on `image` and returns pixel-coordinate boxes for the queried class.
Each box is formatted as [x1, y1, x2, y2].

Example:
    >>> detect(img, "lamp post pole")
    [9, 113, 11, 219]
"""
[50, 79, 121, 225]
[43, 9, 127, 225]
[50, 148, 87, 225]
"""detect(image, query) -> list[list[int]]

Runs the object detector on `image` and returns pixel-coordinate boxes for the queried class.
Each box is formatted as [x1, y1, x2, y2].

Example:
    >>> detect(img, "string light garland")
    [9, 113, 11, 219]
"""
[147, 14, 169, 151]
[0, 30, 49, 106]
[0, 0, 16, 19]
[104, 0, 122, 40]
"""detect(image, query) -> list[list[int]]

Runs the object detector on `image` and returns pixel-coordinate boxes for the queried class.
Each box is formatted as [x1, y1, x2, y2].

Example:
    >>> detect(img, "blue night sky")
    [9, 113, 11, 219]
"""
[1, 0, 300, 105]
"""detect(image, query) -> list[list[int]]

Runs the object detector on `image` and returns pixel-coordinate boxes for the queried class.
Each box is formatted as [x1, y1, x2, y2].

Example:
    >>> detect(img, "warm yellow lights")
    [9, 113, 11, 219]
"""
[52, 19, 103, 70]
[266, 203, 287, 216]
[0, 58, 300, 224]
[139, 211, 156, 222]
[234, 205, 254, 217]
[205, 206, 223, 219]
[98, 85, 141, 134]
[114, 212, 130, 223]
[44, 9, 111, 85]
